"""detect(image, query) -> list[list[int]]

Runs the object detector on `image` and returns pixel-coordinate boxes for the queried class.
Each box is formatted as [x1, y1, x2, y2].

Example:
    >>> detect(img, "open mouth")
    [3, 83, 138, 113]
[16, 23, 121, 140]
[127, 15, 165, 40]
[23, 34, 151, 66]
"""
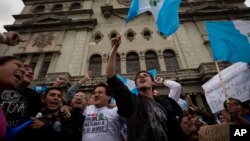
[139, 79, 146, 83]
[75, 101, 82, 104]
[94, 96, 100, 102]
[50, 101, 59, 107]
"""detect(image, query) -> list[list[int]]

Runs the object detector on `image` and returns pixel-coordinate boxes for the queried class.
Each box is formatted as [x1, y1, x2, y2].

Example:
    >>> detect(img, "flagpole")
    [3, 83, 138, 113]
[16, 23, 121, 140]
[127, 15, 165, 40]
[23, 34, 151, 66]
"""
[109, 23, 127, 58]
[120, 24, 126, 36]
[215, 61, 229, 102]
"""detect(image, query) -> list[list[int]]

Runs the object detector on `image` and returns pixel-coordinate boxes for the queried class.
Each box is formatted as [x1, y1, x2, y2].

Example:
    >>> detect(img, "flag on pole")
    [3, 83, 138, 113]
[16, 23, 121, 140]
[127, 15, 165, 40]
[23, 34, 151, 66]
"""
[205, 20, 250, 63]
[126, 0, 181, 36]
[117, 74, 139, 95]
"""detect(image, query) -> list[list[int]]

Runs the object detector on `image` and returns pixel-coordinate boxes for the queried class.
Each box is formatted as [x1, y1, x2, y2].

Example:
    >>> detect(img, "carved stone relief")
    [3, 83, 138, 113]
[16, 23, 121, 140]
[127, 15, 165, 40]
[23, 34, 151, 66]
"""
[32, 33, 54, 49]
[25, 32, 62, 52]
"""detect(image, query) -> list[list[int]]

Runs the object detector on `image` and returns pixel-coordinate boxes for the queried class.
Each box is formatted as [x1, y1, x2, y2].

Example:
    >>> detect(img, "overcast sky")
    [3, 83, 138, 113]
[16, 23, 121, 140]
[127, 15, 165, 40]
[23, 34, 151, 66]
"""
[0, 0, 249, 32]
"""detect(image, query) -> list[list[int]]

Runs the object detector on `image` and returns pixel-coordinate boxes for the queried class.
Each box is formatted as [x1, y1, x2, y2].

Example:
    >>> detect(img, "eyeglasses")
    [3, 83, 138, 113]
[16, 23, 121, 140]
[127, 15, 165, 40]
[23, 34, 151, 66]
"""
[73, 95, 86, 100]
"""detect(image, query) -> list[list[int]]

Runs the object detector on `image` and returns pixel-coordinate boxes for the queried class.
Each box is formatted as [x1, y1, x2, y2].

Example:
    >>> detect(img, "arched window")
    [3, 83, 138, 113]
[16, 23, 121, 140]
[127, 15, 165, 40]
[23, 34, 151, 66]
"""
[126, 52, 140, 73]
[70, 3, 81, 10]
[89, 54, 102, 76]
[163, 50, 179, 71]
[52, 4, 63, 11]
[116, 54, 121, 74]
[145, 50, 160, 71]
[34, 5, 45, 13]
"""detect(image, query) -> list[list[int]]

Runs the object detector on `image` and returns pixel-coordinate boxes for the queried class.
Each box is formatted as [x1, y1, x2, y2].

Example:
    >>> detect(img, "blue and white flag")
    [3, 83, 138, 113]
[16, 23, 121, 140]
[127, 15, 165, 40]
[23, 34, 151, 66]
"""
[126, 0, 181, 36]
[117, 74, 139, 95]
[177, 98, 187, 111]
[205, 20, 250, 63]
[117, 69, 157, 95]
[33, 85, 47, 94]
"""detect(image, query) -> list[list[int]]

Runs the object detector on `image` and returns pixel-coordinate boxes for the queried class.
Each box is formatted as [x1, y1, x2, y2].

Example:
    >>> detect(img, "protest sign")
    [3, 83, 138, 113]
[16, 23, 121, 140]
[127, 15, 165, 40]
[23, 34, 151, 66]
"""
[202, 62, 250, 113]
[199, 124, 229, 141]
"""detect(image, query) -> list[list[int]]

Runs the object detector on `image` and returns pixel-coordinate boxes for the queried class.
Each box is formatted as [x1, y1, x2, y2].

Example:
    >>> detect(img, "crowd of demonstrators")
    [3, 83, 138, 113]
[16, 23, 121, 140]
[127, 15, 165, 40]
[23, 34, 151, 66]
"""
[0, 58, 71, 139]
[15, 87, 81, 141]
[106, 35, 185, 141]
[1, 31, 250, 141]
[0, 33, 72, 141]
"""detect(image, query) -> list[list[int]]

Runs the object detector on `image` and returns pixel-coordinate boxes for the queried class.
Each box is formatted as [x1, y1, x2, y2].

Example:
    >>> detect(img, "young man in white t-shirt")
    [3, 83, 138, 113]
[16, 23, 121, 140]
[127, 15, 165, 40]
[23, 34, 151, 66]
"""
[82, 83, 124, 141]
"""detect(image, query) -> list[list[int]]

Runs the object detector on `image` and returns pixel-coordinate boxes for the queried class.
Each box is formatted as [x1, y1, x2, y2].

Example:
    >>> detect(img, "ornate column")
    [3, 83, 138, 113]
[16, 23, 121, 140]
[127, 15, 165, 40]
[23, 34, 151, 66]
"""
[157, 50, 166, 71]
[139, 51, 146, 70]
[120, 52, 127, 74]
[101, 54, 108, 76]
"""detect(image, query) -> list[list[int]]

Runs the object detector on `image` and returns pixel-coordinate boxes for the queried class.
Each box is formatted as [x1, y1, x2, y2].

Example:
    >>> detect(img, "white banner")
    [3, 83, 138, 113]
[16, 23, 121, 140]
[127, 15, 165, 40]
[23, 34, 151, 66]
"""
[202, 62, 250, 113]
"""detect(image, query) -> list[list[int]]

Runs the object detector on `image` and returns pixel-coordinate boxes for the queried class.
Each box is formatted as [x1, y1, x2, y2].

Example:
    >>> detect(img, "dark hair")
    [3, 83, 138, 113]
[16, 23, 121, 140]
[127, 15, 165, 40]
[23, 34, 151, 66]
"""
[42, 87, 63, 98]
[76, 90, 84, 93]
[134, 70, 155, 90]
[94, 83, 112, 96]
[94, 83, 112, 104]
[24, 64, 33, 69]
[223, 97, 242, 109]
[0, 56, 20, 65]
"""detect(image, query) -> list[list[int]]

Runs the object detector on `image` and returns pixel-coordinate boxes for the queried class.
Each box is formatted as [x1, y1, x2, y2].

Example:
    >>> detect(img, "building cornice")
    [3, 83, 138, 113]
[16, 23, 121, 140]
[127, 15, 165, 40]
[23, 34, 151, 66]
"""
[4, 18, 97, 33]
[180, 0, 246, 6]
[13, 9, 94, 19]
[179, 8, 250, 22]
[101, 4, 250, 21]
[23, 0, 91, 4]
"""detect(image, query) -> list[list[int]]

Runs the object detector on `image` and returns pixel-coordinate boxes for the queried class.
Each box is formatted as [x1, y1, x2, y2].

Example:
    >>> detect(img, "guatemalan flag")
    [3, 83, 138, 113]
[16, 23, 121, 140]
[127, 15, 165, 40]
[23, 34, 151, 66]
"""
[205, 20, 250, 63]
[117, 69, 157, 95]
[126, 0, 181, 36]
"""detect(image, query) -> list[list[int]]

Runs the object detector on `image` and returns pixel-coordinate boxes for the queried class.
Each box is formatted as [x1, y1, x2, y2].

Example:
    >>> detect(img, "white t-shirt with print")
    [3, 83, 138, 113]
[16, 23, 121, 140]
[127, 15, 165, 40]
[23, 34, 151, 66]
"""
[82, 105, 123, 141]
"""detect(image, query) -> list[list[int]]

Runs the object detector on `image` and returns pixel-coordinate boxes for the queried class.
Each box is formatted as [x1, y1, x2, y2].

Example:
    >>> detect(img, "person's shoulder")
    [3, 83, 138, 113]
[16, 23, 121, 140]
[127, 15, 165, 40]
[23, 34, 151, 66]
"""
[24, 87, 38, 93]
[84, 105, 96, 112]
[155, 95, 183, 116]
[105, 106, 118, 114]
[110, 106, 118, 110]
[24, 88, 40, 96]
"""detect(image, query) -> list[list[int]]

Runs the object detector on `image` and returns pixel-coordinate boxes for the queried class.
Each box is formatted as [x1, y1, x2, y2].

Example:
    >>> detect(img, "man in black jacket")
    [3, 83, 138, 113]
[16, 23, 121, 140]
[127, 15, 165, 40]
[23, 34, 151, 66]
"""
[106, 36, 185, 141]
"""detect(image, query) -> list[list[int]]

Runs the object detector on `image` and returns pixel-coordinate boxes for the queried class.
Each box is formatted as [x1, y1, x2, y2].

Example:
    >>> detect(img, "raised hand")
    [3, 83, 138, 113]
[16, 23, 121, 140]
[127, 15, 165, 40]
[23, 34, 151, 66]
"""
[155, 77, 164, 85]
[111, 35, 121, 48]
[78, 70, 92, 85]
[6, 31, 23, 46]
[53, 75, 67, 87]
[84, 71, 92, 81]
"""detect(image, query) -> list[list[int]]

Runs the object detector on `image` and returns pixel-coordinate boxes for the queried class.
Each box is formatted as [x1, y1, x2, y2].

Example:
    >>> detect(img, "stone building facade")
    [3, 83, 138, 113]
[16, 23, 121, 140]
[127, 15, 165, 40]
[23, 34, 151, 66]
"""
[1, 0, 250, 112]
